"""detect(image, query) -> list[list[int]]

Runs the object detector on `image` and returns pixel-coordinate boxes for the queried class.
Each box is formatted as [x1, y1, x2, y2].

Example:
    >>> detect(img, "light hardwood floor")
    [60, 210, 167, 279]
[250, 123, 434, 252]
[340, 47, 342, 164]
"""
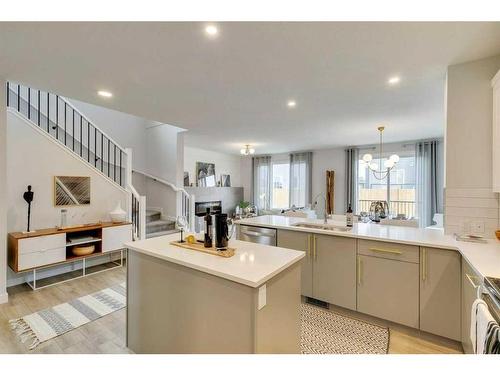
[0, 265, 462, 354]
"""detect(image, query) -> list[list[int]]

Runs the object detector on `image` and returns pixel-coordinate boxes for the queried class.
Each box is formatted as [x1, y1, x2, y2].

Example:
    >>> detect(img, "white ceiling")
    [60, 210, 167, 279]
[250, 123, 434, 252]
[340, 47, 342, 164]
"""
[1, 22, 500, 154]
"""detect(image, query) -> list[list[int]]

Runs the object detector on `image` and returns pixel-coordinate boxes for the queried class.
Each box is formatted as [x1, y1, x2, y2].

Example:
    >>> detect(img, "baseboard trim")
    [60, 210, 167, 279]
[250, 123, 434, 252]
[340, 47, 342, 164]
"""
[0, 291, 9, 304]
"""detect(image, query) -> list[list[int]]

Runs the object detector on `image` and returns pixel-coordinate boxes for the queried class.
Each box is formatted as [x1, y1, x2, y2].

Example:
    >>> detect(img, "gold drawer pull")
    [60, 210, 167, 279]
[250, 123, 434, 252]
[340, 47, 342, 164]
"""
[369, 247, 403, 255]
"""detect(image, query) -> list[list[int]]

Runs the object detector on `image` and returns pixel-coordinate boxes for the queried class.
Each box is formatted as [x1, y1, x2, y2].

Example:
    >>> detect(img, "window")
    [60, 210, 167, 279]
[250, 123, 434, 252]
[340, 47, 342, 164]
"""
[357, 148, 416, 218]
[253, 153, 311, 211]
[271, 162, 290, 209]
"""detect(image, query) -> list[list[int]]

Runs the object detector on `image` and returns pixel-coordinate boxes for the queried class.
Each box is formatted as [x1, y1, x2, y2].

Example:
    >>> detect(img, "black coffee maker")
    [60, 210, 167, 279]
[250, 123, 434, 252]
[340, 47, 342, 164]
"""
[214, 213, 229, 250]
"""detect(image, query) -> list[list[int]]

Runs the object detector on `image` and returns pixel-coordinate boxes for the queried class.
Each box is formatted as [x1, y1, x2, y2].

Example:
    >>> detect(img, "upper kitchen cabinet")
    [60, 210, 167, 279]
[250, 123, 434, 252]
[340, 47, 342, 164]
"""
[492, 69, 500, 193]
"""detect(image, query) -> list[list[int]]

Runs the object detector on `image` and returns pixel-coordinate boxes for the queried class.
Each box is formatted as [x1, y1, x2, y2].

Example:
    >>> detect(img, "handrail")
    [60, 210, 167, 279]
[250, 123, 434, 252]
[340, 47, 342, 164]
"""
[133, 169, 190, 197]
[62, 97, 128, 154]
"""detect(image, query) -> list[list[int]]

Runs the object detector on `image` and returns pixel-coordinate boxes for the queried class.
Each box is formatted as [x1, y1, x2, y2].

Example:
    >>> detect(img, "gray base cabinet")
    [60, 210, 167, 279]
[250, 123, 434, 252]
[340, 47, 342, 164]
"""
[420, 247, 461, 341]
[277, 229, 313, 297]
[461, 259, 482, 353]
[277, 230, 356, 309]
[357, 254, 420, 328]
[313, 234, 356, 310]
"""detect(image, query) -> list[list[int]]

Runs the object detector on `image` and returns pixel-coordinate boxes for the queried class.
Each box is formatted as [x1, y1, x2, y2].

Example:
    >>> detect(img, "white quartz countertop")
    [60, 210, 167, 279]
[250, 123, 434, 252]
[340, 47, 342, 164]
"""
[236, 215, 500, 279]
[125, 233, 304, 288]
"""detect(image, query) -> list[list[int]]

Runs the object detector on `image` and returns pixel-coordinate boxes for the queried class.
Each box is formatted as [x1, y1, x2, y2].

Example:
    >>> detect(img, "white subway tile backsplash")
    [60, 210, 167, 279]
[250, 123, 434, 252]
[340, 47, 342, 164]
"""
[444, 188, 499, 238]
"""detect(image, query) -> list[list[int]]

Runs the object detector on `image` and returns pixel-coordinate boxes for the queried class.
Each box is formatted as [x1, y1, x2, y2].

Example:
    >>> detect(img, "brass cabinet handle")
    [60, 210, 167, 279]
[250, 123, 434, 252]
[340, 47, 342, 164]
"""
[307, 234, 312, 259]
[422, 248, 427, 282]
[357, 256, 362, 286]
[369, 247, 403, 255]
[313, 235, 317, 260]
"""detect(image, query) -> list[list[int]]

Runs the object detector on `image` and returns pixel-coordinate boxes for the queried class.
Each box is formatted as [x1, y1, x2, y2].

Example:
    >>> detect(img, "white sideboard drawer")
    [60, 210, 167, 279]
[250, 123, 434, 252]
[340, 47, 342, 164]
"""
[18, 233, 66, 255]
[102, 224, 132, 253]
[18, 247, 66, 271]
[358, 239, 419, 263]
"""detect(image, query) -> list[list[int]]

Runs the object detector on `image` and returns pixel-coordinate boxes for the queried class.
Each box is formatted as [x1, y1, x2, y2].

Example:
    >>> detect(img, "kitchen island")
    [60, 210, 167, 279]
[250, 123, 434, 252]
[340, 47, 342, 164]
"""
[125, 233, 304, 354]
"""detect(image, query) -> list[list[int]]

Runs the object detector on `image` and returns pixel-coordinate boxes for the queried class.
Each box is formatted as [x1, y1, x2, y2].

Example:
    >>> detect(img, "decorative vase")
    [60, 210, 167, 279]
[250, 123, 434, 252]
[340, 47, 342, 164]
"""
[110, 202, 127, 223]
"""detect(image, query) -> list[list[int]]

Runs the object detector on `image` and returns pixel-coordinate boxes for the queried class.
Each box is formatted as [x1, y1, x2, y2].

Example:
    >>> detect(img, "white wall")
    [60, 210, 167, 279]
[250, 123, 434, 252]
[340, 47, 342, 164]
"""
[69, 99, 149, 172]
[184, 146, 243, 188]
[445, 54, 500, 237]
[6, 111, 128, 285]
[0, 79, 8, 303]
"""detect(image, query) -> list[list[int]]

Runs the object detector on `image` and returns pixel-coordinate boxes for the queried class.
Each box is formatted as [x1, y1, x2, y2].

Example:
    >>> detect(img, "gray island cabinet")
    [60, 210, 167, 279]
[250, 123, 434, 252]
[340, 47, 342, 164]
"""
[125, 233, 304, 354]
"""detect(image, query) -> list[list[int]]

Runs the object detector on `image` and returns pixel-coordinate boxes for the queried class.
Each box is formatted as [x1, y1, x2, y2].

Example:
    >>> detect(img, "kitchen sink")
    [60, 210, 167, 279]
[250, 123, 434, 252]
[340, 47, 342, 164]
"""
[291, 222, 352, 232]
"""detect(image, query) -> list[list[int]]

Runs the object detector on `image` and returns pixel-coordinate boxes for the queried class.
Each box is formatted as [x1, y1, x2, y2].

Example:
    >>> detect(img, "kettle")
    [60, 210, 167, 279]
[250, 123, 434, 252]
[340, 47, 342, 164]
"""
[369, 200, 389, 222]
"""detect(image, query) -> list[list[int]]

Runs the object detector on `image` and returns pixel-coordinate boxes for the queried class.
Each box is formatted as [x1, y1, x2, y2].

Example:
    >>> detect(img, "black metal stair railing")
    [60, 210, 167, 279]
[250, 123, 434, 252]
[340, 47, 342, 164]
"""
[6, 82, 127, 188]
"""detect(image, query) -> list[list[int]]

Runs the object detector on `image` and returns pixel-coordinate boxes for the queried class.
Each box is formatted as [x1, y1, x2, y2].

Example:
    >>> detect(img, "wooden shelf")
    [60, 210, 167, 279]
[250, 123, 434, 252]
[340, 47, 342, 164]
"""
[66, 238, 102, 247]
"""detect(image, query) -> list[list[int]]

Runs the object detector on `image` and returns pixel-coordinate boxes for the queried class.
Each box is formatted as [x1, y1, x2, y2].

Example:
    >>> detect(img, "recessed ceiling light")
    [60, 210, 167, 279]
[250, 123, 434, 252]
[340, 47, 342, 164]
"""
[97, 90, 113, 98]
[287, 100, 297, 108]
[205, 25, 219, 37]
[388, 76, 401, 85]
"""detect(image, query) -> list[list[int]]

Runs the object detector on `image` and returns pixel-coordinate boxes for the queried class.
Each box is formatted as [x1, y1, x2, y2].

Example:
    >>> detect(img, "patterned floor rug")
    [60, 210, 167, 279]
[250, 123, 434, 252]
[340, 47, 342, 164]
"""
[301, 303, 389, 354]
[9, 282, 126, 350]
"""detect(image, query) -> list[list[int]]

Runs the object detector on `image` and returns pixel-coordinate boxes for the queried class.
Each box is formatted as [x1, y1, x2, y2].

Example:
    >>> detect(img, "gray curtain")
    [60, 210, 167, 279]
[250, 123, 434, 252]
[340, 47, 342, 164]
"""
[289, 152, 313, 208]
[345, 148, 358, 213]
[252, 156, 272, 210]
[416, 140, 440, 227]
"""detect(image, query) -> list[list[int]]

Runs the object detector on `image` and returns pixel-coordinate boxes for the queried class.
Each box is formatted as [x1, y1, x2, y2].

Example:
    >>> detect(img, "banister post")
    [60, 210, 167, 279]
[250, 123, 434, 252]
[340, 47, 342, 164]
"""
[189, 194, 196, 232]
[139, 195, 147, 240]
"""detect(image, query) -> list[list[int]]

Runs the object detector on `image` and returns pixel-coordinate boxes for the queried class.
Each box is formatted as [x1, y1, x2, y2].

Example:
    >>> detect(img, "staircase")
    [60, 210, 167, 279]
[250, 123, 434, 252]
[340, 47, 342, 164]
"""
[145, 210, 177, 238]
[6, 81, 195, 239]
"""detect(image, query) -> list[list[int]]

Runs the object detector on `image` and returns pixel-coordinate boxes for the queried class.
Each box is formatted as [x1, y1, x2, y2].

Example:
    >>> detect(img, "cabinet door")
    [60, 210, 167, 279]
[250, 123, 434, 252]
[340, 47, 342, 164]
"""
[419, 248, 461, 340]
[277, 229, 313, 297]
[462, 260, 482, 354]
[102, 224, 132, 252]
[357, 255, 419, 328]
[313, 234, 356, 310]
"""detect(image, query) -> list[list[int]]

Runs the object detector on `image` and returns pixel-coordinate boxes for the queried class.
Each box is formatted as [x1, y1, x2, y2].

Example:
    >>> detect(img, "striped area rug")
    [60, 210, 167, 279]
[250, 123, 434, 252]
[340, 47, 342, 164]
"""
[301, 303, 389, 354]
[9, 283, 126, 350]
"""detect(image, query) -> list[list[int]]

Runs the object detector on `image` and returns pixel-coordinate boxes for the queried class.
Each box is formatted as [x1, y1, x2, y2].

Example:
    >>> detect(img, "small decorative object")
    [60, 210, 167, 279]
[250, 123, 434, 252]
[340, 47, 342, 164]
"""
[109, 201, 127, 223]
[23, 185, 34, 233]
[221, 174, 231, 187]
[184, 172, 190, 187]
[54, 176, 90, 206]
[196, 162, 216, 187]
[496, 230, 500, 240]
[176, 215, 187, 243]
[326, 171, 335, 215]
[217, 180, 221, 187]
[369, 200, 389, 222]
[72, 245, 95, 257]
[60, 209, 68, 228]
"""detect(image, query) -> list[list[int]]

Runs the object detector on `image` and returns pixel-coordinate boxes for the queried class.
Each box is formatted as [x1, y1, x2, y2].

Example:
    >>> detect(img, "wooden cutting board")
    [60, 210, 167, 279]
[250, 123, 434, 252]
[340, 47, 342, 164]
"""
[169, 241, 235, 258]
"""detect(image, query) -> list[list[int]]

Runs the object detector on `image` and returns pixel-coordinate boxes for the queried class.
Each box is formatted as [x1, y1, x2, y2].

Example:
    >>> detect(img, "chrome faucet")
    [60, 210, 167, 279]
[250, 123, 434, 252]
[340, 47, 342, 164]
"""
[312, 192, 328, 224]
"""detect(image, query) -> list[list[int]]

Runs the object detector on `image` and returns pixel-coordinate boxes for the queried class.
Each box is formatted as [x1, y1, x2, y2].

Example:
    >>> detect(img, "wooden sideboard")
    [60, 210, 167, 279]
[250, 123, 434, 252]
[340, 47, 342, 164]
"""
[8, 222, 132, 289]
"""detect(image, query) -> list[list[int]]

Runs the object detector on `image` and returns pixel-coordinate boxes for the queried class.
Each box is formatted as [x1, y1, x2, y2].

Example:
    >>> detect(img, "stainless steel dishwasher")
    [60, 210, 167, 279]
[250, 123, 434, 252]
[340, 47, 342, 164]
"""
[238, 225, 277, 246]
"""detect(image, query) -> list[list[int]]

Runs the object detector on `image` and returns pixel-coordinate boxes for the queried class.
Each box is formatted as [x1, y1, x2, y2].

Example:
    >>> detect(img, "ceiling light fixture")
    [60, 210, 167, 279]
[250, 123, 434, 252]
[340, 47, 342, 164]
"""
[287, 100, 296, 108]
[97, 90, 113, 98]
[361, 126, 399, 180]
[240, 145, 255, 156]
[205, 25, 219, 37]
[388, 76, 401, 85]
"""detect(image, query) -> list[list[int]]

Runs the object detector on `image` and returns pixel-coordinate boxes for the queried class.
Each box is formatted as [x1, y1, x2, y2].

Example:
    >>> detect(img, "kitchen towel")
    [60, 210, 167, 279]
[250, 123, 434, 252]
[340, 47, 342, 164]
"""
[471, 298, 496, 354]
[484, 321, 500, 354]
